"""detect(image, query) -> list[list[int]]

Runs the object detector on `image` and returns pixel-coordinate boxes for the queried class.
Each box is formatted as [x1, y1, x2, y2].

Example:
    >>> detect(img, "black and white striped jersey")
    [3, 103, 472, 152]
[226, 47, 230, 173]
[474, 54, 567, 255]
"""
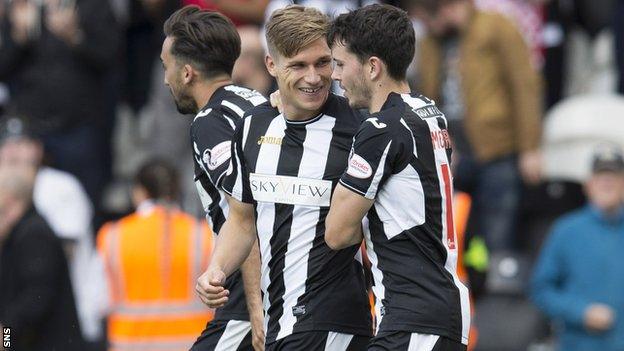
[222, 94, 372, 344]
[340, 93, 471, 345]
[191, 84, 266, 321]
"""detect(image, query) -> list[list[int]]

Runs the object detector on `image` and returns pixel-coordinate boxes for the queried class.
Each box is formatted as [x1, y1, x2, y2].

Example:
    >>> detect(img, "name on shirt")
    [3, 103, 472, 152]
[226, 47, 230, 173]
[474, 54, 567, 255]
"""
[431, 129, 452, 150]
[249, 173, 332, 207]
[413, 105, 444, 119]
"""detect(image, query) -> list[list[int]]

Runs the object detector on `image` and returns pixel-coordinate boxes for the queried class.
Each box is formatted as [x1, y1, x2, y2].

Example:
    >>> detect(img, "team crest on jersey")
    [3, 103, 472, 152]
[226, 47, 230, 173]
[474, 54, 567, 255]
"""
[203, 140, 231, 171]
[347, 154, 373, 179]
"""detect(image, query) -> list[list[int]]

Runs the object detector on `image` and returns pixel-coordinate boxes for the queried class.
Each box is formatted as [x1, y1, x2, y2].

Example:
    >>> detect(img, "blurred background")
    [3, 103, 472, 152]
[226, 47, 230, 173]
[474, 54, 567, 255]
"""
[0, 0, 623, 350]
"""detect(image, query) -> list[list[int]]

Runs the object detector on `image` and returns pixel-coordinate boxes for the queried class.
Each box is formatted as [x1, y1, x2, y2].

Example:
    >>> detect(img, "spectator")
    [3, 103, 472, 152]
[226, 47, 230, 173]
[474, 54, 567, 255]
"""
[232, 25, 273, 96]
[0, 0, 119, 214]
[411, 0, 543, 253]
[531, 145, 624, 351]
[0, 117, 108, 350]
[190, 0, 269, 26]
[0, 167, 86, 351]
[97, 159, 213, 351]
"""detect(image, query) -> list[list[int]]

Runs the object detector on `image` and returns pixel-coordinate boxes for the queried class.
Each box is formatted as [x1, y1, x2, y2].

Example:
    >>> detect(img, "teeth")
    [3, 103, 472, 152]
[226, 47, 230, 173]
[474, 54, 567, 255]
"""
[300, 87, 321, 93]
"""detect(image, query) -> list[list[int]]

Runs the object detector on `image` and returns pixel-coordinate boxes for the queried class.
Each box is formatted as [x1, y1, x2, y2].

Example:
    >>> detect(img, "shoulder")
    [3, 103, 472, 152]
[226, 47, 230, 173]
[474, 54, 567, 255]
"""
[220, 85, 267, 111]
[241, 100, 281, 129]
[15, 210, 56, 243]
[192, 106, 234, 129]
[549, 207, 592, 240]
[472, 11, 518, 40]
[323, 94, 357, 117]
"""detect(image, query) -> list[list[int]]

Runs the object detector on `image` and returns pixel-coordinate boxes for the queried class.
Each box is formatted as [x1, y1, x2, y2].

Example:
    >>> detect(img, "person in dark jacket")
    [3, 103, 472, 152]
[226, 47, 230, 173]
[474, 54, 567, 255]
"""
[0, 0, 119, 211]
[0, 167, 85, 351]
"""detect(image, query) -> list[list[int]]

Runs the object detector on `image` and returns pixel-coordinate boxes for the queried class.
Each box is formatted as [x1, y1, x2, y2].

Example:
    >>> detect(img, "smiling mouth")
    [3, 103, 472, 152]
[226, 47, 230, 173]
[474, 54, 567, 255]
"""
[299, 87, 323, 94]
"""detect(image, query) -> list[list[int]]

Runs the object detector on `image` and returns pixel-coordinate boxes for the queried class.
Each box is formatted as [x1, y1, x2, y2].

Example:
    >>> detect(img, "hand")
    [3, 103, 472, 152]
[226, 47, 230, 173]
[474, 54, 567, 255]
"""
[45, 2, 82, 45]
[269, 90, 283, 113]
[9, 0, 38, 45]
[250, 310, 265, 351]
[518, 149, 542, 185]
[195, 268, 229, 308]
[584, 303, 615, 332]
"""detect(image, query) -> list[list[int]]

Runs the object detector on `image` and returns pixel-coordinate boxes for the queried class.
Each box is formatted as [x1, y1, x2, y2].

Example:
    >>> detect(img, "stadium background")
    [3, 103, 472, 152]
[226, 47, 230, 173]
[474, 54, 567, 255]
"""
[1, 0, 623, 350]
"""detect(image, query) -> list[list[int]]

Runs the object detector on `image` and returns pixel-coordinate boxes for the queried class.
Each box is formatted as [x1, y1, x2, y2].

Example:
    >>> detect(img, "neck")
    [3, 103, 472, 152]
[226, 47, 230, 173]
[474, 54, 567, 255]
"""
[192, 75, 233, 112]
[369, 79, 411, 113]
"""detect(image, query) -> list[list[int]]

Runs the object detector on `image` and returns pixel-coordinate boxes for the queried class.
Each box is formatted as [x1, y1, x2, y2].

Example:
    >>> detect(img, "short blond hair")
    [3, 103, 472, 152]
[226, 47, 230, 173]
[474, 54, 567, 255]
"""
[265, 5, 330, 58]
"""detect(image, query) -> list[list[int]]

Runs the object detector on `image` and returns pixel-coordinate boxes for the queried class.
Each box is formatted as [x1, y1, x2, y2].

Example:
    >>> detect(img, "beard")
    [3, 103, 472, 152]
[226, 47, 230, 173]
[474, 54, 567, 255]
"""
[346, 78, 372, 110]
[171, 87, 198, 115]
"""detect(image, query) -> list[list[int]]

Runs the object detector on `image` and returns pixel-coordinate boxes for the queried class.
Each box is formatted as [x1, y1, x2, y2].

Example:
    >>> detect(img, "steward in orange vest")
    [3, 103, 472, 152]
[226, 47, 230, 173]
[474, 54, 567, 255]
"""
[97, 160, 213, 351]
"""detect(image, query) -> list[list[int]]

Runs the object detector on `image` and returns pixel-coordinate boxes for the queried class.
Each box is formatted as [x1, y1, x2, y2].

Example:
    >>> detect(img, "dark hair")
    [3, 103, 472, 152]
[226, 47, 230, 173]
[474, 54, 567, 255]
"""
[328, 4, 415, 81]
[135, 159, 180, 202]
[163, 5, 241, 78]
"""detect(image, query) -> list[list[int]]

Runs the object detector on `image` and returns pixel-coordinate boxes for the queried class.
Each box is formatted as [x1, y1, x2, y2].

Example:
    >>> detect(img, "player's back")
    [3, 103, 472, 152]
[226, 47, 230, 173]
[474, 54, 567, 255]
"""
[340, 92, 470, 345]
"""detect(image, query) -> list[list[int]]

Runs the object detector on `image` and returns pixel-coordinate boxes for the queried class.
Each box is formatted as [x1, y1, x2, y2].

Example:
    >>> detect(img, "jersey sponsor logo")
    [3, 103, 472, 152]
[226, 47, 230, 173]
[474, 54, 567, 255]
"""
[430, 129, 452, 150]
[249, 173, 332, 207]
[413, 105, 443, 119]
[257, 135, 283, 146]
[203, 140, 231, 170]
[366, 117, 387, 129]
[347, 153, 373, 179]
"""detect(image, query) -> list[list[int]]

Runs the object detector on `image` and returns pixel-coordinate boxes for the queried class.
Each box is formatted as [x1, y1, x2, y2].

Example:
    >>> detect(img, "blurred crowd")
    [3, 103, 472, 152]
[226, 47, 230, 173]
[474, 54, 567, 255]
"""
[0, 0, 623, 350]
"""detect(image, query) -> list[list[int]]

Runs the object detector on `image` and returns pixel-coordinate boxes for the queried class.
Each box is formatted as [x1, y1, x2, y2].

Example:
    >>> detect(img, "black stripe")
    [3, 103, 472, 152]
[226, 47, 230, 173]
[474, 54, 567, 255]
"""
[346, 335, 372, 351]
[266, 122, 307, 340]
[199, 173, 226, 233]
[235, 327, 253, 351]
[294, 116, 346, 319]
[244, 114, 274, 173]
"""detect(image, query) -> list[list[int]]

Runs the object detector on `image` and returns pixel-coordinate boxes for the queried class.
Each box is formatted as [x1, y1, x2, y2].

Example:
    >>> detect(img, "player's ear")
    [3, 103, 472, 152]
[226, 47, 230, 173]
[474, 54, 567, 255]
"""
[182, 64, 194, 84]
[265, 54, 278, 78]
[368, 56, 383, 81]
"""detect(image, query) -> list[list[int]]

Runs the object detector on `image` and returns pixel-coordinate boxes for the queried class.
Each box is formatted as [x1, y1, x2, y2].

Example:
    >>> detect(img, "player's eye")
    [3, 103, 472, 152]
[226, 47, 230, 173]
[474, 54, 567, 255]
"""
[317, 59, 331, 67]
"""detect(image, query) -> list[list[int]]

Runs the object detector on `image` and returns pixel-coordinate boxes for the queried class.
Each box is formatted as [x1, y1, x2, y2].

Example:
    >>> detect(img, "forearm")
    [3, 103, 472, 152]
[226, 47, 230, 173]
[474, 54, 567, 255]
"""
[325, 212, 363, 250]
[210, 220, 256, 276]
[242, 241, 265, 351]
[241, 241, 263, 316]
[325, 184, 370, 250]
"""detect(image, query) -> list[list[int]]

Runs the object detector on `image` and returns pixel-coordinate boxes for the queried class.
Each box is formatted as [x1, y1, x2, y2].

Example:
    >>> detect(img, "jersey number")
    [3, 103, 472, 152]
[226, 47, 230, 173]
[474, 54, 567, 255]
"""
[440, 164, 456, 250]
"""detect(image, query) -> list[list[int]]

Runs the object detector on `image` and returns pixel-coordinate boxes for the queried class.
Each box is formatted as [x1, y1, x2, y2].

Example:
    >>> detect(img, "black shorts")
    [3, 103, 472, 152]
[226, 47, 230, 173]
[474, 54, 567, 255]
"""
[368, 332, 466, 351]
[190, 319, 253, 351]
[266, 331, 370, 351]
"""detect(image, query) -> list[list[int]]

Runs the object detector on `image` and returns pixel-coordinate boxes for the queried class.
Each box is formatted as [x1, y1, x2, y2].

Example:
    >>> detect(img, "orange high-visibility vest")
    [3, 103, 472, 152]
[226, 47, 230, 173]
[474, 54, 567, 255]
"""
[452, 192, 478, 351]
[97, 203, 213, 351]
